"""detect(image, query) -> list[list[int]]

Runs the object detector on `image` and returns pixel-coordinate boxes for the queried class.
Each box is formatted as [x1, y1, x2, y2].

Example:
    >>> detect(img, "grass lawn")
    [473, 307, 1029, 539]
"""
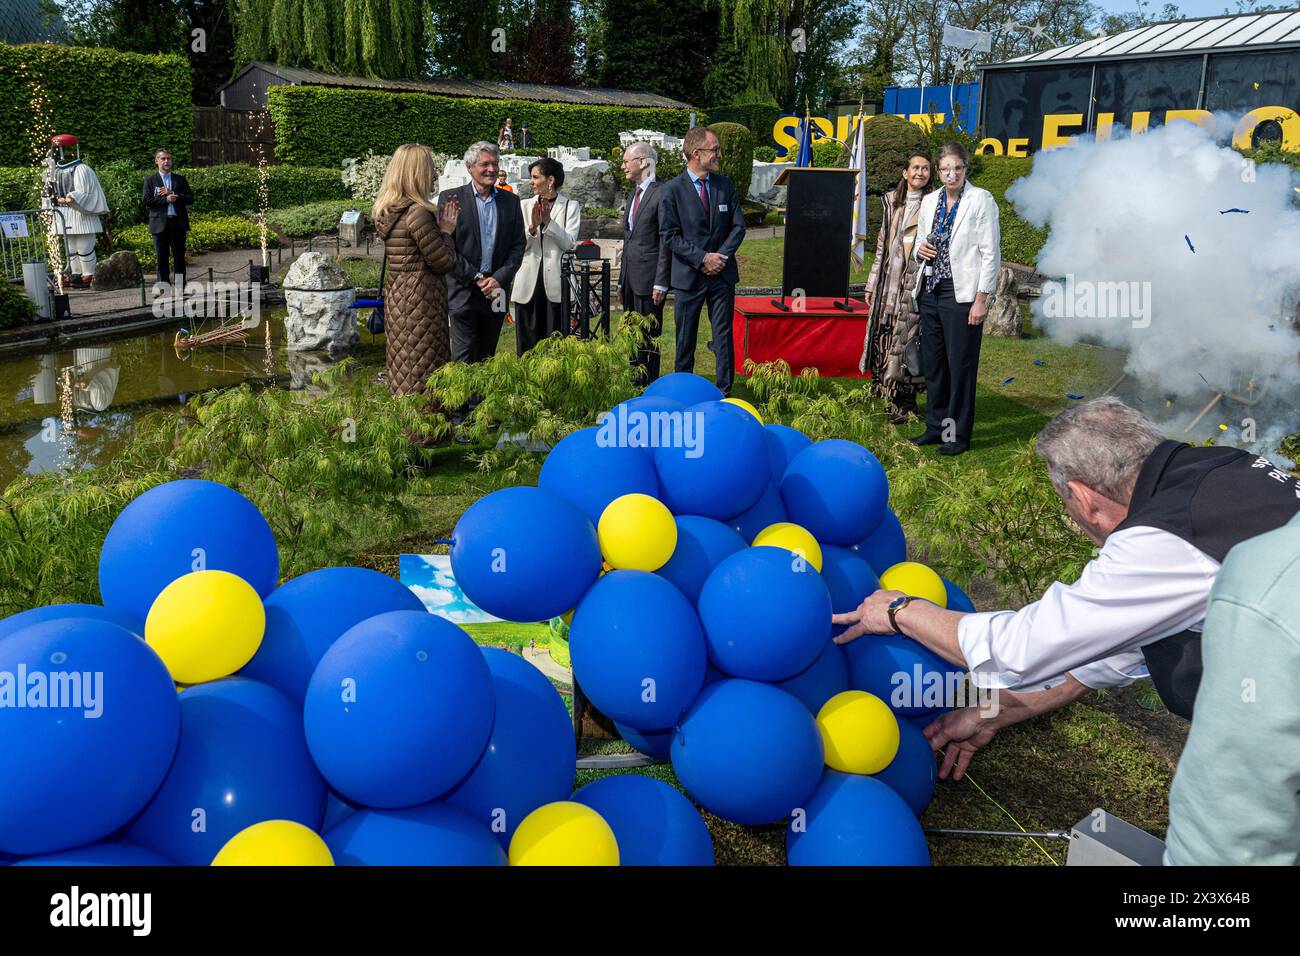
[343, 286, 1180, 866]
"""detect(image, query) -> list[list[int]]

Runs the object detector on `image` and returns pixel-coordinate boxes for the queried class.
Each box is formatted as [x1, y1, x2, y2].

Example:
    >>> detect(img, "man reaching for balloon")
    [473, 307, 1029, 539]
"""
[834, 397, 1300, 783]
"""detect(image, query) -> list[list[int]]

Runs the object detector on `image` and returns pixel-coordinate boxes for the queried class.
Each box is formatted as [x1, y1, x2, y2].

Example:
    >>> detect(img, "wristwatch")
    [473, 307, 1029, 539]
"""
[474, 271, 486, 281]
[887, 594, 918, 633]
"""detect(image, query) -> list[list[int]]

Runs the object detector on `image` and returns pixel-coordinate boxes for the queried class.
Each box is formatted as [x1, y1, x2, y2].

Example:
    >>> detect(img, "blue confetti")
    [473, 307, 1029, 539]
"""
[1066, 393, 1085, 400]
[1184, 235, 1195, 253]
[1002, 377, 1016, 385]
[1032, 359, 1046, 366]
[1219, 208, 1249, 215]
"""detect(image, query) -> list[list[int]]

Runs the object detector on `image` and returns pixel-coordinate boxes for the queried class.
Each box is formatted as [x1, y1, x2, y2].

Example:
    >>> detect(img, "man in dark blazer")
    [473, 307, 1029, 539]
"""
[659, 125, 746, 396]
[618, 140, 672, 384]
[438, 141, 526, 366]
[142, 148, 194, 285]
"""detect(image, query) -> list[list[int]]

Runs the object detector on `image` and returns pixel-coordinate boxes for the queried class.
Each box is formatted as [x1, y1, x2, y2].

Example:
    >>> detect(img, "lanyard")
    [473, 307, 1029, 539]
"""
[936, 186, 962, 237]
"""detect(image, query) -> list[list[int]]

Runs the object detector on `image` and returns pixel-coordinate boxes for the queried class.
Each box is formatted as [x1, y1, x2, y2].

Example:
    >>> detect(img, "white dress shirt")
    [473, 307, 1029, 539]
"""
[957, 525, 1221, 691]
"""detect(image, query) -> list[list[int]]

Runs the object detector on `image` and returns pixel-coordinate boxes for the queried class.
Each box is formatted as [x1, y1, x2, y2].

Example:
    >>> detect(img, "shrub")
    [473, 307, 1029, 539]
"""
[269, 86, 695, 167]
[923, 115, 984, 180]
[754, 146, 777, 162]
[861, 114, 931, 196]
[341, 152, 392, 204]
[185, 164, 346, 217]
[656, 147, 686, 181]
[582, 206, 620, 218]
[812, 138, 844, 168]
[0, 166, 40, 211]
[114, 214, 276, 268]
[709, 101, 783, 148]
[0, 281, 38, 329]
[0, 45, 191, 166]
[267, 200, 372, 238]
[94, 159, 148, 230]
[970, 156, 1045, 267]
[709, 122, 754, 202]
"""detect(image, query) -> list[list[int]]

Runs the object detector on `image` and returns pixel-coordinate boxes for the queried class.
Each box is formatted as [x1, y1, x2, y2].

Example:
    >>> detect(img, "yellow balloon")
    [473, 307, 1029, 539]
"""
[509, 801, 619, 866]
[145, 569, 266, 684]
[722, 397, 764, 424]
[211, 820, 334, 866]
[817, 690, 900, 775]
[598, 493, 677, 571]
[879, 561, 948, 608]
[752, 522, 823, 572]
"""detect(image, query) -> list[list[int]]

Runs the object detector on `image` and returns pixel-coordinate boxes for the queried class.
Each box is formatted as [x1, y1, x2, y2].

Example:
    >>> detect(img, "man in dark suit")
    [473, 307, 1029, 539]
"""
[142, 148, 194, 285]
[618, 140, 671, 384]
[439, 141, 525, 365]
[659, 126, 746, 396]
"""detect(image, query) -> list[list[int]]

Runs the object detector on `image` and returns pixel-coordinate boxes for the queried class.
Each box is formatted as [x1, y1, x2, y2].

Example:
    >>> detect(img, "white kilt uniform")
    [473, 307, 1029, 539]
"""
[52, 163, 109, 276]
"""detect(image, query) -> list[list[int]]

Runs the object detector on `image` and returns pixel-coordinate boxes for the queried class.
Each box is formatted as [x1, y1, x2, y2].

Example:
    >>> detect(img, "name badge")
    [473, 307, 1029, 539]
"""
[718, 204, 728, 211]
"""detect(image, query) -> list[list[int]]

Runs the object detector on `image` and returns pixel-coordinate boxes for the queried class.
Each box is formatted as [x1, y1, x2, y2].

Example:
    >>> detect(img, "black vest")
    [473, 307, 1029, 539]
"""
[1115, 440, 1300, 719]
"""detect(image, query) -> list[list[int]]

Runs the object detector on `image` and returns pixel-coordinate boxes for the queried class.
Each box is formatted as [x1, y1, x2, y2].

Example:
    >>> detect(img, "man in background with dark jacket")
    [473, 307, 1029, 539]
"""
[659, 125, 746, 396]
[618, 140, 671, 384]
[142, 148, 193, 285]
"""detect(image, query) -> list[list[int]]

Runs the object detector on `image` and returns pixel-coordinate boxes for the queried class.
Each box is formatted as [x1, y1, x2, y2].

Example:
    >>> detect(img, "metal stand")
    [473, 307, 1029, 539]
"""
[560, 255, 611, 337]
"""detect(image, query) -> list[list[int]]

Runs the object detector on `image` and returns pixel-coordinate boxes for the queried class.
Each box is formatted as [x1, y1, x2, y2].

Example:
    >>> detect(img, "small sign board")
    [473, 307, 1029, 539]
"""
[339, 210, 361, 225]
[0, 214, 29, 239]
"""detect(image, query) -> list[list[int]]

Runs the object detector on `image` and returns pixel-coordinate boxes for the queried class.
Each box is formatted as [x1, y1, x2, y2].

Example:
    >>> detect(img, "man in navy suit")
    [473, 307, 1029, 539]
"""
[659, 126, 746, 395]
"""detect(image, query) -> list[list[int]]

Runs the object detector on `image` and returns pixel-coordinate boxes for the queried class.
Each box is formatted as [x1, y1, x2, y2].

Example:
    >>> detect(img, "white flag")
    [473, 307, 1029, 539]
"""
[942, 23, 992, 54]
[850, 117, 869, 269]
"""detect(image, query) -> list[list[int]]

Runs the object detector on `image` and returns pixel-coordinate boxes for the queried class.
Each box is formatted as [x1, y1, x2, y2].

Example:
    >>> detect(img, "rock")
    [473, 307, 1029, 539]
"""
[283, 287, 358, 353]
[285, 349, 339, 395]
[748, 161, 787, 207]
[983, 266, 1022, 338]
[578, 216, 623, 241]
[561, 160, 617, 210]
[92, 250, 142, 290]
[282, 251, 352, 292]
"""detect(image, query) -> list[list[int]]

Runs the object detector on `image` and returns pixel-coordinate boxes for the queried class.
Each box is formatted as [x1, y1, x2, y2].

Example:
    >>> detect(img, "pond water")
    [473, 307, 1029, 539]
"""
[0, 309, 380, 489]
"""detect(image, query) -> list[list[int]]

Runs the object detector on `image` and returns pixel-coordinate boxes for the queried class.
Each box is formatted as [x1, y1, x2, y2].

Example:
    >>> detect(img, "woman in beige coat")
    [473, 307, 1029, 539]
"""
[372, 144, 460, 397]
[860, 150, 932, 423]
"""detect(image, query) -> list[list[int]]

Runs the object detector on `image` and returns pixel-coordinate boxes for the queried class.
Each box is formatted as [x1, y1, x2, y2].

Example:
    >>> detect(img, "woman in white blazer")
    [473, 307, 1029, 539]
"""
[511, 157, 582, 355]
[910, 142, 1001, 455]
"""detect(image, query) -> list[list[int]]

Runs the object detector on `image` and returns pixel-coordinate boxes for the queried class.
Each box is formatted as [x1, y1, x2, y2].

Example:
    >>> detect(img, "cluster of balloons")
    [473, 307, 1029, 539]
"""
[0, 478, 699, 866]
[450, 373, 979, 866]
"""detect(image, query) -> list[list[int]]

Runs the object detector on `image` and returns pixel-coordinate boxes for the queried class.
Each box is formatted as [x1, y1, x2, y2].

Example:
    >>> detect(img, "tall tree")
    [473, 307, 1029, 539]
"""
[790, 0, 862, 110]
[601, 0, 719, 101]
[505, 2, 579, 84]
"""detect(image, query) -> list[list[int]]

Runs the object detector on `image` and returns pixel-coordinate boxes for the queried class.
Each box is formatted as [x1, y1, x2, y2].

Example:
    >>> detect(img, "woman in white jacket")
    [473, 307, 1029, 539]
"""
[911, 142, 1000, 456]
[511, 157, 582, 355]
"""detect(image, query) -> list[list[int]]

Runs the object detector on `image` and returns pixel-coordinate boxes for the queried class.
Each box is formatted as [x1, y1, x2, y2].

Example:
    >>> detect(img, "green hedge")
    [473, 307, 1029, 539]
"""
[268, 86, 697, 167]
[0, 44, 191, 167]
[0, 166, 39, 211]
[970, 156, 1045, 267]
[708, 102, 782, 148]
[113, 214, 277, 269]
[266, 199, 371, 237]
[0, 280, 38, 329]
[709, 122, 754, 205]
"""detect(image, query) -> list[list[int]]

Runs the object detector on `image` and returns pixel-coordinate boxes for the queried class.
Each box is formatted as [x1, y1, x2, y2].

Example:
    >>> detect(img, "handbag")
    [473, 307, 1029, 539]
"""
[901, 337, 924, 380]
[365, 254, 388, 334]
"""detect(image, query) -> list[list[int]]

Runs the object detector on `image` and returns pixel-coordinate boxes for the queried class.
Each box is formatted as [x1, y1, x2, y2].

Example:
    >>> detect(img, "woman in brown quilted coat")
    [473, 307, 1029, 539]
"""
[373, 144, 460, 397]
[859, 150, 932, 424]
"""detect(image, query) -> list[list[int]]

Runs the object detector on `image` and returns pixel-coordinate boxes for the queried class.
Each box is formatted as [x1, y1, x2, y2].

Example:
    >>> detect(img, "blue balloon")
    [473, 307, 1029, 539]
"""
[763, 423, 812, 482]
[780, 440, 889, 546]
[727, 482, 788, 543]
[0, 604, 141, 642]
[670, 679, 823, 825]
[843, 631, 963, 717]
[241, 567, 427, 705]
[849, 507, 908, 575]
[655, 515, 746, 605]
[872, 715, 938, 814]
[444, 647, 576, 846]
[14, 842, 174, 866]
[324, 803, 507, 866]
[574, 774, 713, 866]
[786, 771, 930, 865]
[323, 789, 363, 830]
[304, 610, 494, 808]
[820, 544, 881, 637]
[643, 371, 723, 407]
[539, 425, 660, 526]
[570, 571, 706, 729]
[943, 576, 977, 613]
[98, 479, 279, 629]
[614, 394, 687, 427]
[0, 619, 179, 856]
[653, 401, 769, 520]
[698, 546, 831, 681]
[615, 722, 674, 760]
[450, 486, 601, 622]
[128, 678, 325, 866]
[775, 639, 849, 716]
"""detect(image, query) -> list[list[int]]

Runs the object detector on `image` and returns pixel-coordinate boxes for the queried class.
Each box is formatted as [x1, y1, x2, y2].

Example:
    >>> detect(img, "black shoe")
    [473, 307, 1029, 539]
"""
[938, 442, 968, 456]
[910, 433, 942, 446]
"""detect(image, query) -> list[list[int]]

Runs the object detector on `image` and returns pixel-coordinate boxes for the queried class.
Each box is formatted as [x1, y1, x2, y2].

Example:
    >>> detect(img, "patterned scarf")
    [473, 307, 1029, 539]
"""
[925, 185, 963, 294]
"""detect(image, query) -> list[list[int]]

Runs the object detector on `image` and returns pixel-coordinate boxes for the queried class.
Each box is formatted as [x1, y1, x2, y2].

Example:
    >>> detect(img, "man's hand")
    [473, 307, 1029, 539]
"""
[917, 239, 937, 261]
[652, 288, 666, 306]
[923, 706, 999, 781]
[701, 252, 727, 275]
[831, 589, 907, 644]
[477, 276, 501, 297]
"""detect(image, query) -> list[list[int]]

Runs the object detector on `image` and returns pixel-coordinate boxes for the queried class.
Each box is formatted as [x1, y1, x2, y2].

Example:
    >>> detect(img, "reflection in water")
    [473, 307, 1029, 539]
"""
[0, 312, 377, 489]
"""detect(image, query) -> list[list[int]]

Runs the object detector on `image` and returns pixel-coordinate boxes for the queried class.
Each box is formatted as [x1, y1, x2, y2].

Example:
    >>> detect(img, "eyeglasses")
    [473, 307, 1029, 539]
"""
[938, 166, 965, 175]
[696, 146, 721, 155]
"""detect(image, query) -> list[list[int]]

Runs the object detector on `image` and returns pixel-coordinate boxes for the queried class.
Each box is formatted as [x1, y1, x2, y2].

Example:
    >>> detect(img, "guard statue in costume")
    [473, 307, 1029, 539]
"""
[44, 134, 109, 288]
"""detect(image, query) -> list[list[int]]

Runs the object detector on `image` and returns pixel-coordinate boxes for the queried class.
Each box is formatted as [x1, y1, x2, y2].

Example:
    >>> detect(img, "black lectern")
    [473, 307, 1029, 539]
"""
[771, 167, 860, 312]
